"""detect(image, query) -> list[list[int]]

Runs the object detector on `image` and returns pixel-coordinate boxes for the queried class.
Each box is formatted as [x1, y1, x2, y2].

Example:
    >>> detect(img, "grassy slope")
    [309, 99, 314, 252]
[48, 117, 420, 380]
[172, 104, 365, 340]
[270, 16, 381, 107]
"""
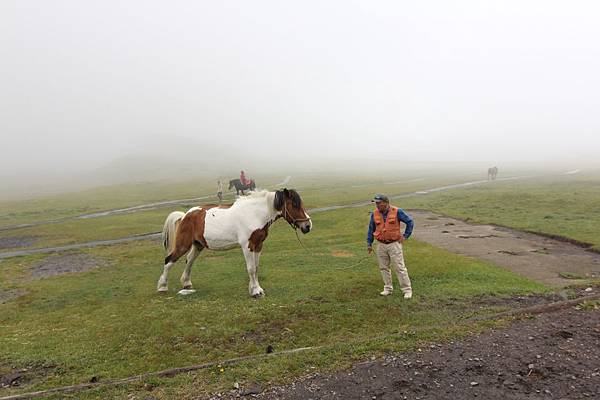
[0, 173, 477, 250]
[4, 170, 600, 253]
[3, 169, 598, 397]
[0, 206, 544, 399]
[400, 172, 600, 250]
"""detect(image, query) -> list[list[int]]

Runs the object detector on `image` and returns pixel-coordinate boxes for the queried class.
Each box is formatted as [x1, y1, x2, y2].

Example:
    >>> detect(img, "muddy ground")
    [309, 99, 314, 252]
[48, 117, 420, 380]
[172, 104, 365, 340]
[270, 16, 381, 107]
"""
[217, 295, 600, 400]
[0, 235, 38, 250]
[29, 252, 105, 279]
[0, 288, 26, 304]
[0, 364, 56, 391]
[410, 211, 600, 287]
[0, 233, 161, 260]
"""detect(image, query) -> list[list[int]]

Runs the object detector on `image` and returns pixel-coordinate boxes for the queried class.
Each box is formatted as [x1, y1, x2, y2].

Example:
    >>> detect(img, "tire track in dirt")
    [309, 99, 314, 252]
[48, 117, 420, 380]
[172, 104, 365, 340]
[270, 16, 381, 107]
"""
[0, 174, 522, 233]
[0, 177, 293, 232]
[0, 195, 217, 233]
[0, 233, 160, 260]
[411, 210, 600, 287]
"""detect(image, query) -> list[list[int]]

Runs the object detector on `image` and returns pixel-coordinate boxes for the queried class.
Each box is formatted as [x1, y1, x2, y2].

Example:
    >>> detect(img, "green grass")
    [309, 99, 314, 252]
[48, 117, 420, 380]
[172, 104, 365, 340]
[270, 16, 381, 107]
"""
[2, 168, 598, 398]
[0, 172, 476, 250]
[5, 170, 600, 254]
[0, 205, 545, 399]
[0, 175, 280, 228]
[399, 172, 600, 250]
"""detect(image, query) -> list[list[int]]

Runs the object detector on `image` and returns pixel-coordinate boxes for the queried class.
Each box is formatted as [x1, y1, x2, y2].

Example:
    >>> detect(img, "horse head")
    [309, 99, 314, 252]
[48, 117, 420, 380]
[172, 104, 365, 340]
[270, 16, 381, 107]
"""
[228, 180, 235, 190]
[274, 188, 312, 234]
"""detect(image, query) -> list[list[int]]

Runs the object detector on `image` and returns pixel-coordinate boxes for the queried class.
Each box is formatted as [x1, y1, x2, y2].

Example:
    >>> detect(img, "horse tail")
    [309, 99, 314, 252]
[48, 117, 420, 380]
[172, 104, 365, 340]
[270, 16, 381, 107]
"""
[162, 211, 185, 255]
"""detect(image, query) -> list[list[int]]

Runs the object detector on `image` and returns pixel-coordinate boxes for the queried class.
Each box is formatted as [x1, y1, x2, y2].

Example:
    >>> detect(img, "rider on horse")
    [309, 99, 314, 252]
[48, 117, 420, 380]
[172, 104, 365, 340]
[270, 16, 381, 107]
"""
[240, 170, 253, 187]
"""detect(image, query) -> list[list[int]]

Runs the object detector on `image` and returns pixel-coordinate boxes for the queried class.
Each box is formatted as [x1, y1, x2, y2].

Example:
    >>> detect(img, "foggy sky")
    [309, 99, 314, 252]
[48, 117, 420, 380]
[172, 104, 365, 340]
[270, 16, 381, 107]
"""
[1, 0, 600, 180]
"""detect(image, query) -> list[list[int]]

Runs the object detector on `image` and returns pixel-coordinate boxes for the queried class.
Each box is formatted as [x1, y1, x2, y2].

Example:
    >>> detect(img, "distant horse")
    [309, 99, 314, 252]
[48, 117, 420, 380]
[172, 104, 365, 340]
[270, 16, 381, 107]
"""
[157, 189, 312, 297]
[229, 179, 256, 195]
[487, 166, 498, 180]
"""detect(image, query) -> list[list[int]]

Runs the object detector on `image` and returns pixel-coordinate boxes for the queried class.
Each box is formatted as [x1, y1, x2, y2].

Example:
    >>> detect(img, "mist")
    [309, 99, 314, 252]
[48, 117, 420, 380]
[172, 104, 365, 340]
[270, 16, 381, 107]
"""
[2, 1, 600, 196]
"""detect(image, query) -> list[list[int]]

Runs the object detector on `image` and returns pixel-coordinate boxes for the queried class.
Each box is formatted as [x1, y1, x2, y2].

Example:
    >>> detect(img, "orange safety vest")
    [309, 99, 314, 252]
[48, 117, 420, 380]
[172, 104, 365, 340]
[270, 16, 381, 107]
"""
[373, 206, 402, 242]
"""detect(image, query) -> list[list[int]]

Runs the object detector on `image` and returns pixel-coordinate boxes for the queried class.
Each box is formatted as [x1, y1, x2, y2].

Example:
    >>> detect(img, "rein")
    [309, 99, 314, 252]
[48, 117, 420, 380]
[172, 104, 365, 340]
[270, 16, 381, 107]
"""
[278, 199, 374, 267]
[330, 254, 373, 270]
[281, 203, 311, 250]
[294, 228, 309, 250]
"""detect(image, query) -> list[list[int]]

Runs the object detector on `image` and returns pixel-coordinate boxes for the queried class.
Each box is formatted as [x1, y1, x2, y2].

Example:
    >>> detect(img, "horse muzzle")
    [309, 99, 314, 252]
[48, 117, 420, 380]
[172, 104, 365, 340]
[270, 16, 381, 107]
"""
[298, 220, 312, 234]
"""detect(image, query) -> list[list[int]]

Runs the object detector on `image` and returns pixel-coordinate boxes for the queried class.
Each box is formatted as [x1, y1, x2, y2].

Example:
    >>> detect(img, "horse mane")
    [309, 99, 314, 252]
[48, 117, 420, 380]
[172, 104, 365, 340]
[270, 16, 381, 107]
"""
[287, 189, 302, 208]
[274, 189, 302, 210]
[233, 190, 271, 206]
[232, 189, 302, 212]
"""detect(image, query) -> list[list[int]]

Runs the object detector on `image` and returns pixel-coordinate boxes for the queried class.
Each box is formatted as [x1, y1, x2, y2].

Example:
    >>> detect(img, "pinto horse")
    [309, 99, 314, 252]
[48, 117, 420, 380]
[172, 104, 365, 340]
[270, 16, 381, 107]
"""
[228, 179, 256, 195]
[157, 189, 312, 297]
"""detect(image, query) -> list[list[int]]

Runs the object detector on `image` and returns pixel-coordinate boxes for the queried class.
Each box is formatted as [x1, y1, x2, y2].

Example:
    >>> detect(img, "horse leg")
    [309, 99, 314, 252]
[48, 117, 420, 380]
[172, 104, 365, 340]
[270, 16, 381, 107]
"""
[253, 251, 264, 294]
[157, 237, 192, 292]
[180, 244, 202, 289]
[242, 246, 264, 298]
[157, 261, 175, 292]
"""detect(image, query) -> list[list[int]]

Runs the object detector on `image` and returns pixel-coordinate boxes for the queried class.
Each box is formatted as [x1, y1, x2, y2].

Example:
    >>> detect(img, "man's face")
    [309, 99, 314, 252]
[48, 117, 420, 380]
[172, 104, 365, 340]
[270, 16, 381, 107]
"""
[376, 201, 389, 212]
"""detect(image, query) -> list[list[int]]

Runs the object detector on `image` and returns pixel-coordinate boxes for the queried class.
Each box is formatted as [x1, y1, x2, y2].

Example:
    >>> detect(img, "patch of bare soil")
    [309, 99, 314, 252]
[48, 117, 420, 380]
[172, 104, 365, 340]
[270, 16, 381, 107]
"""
[30, 253, 105, 279]
[331, 250, 354, 258]
[0, 363, 56, 390]
[411, 211, 600, 287]
[229, 302, 600, 400]
[0, 288, 26, 304]
[0, 235, 38, 250]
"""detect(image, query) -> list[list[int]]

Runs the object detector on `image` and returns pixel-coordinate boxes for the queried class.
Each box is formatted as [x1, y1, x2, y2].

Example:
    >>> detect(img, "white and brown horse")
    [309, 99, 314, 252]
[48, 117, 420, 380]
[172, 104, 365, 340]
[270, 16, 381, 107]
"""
[157, 189, 312, 297]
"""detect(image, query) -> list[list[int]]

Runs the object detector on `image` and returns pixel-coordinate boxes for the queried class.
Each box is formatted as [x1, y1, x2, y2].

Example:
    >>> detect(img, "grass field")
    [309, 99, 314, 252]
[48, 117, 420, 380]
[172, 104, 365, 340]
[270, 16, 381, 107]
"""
[0, 171, 482, 250]
[1, 168, 598, 398]
[399, 171, 600, 250]
[0, 203, 546, 399]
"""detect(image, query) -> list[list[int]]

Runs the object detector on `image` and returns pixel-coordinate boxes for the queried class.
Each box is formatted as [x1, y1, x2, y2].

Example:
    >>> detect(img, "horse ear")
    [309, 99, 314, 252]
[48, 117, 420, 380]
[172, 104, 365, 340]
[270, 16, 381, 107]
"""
[274, 190, 284, 210]
[283, 188, 289, 197]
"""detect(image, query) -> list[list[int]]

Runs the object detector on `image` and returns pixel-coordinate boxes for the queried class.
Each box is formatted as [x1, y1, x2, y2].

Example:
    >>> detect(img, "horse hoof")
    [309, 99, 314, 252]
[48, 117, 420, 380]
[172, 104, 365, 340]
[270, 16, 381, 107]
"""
[182, 285, 193, 290]
[157, 287, 168, 293]
[252, 291, 265, 299]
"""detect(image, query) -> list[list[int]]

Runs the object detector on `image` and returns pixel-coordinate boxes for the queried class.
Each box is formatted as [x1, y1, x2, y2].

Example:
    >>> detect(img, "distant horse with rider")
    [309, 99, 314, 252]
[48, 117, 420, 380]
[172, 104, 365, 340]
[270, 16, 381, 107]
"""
[229, 179, 256, 195]
[229, 170, 256, 195]
[488, 166, 498, 180]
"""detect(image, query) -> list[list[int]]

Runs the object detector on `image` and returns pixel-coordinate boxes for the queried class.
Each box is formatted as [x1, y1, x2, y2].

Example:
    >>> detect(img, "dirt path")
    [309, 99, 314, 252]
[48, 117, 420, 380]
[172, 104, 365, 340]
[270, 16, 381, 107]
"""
[0, 176, 293, 233]
[411, 211, 600, 287]
[0, 196, 217, 233]
[307, 175, 529, 213]
[0, 176, 532, 259]
[236, 304, 600, 400]
[0, 233, 160, 260]
[0, 175, 529, 234]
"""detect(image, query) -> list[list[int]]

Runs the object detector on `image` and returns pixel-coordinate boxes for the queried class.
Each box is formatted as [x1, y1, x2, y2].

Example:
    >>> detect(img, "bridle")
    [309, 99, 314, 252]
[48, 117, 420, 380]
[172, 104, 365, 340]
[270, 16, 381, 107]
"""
[281, 201, 311, 231]
[280, 202, 311, 250]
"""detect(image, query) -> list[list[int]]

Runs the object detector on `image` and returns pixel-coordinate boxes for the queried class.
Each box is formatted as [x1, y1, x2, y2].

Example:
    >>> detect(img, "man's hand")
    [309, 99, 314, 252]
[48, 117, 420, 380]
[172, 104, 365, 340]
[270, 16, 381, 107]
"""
[367, 245, 373, 254]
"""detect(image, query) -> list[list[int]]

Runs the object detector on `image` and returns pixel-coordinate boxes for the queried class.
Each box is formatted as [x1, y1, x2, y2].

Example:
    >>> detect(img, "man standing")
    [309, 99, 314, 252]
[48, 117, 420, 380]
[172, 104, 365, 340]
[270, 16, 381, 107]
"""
[367, 194, 414, 298]
[216, 180, 224, 203]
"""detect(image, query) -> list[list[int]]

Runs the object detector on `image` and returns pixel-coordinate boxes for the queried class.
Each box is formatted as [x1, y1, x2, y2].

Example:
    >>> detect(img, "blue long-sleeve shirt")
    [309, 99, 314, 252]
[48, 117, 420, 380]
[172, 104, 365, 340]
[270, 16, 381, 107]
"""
[367, 207, 414, 246]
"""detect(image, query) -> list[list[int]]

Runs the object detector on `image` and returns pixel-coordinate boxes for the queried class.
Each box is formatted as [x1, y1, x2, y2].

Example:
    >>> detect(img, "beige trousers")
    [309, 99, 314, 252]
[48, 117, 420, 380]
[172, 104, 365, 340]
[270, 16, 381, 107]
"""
[376, 241, 412, 293]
